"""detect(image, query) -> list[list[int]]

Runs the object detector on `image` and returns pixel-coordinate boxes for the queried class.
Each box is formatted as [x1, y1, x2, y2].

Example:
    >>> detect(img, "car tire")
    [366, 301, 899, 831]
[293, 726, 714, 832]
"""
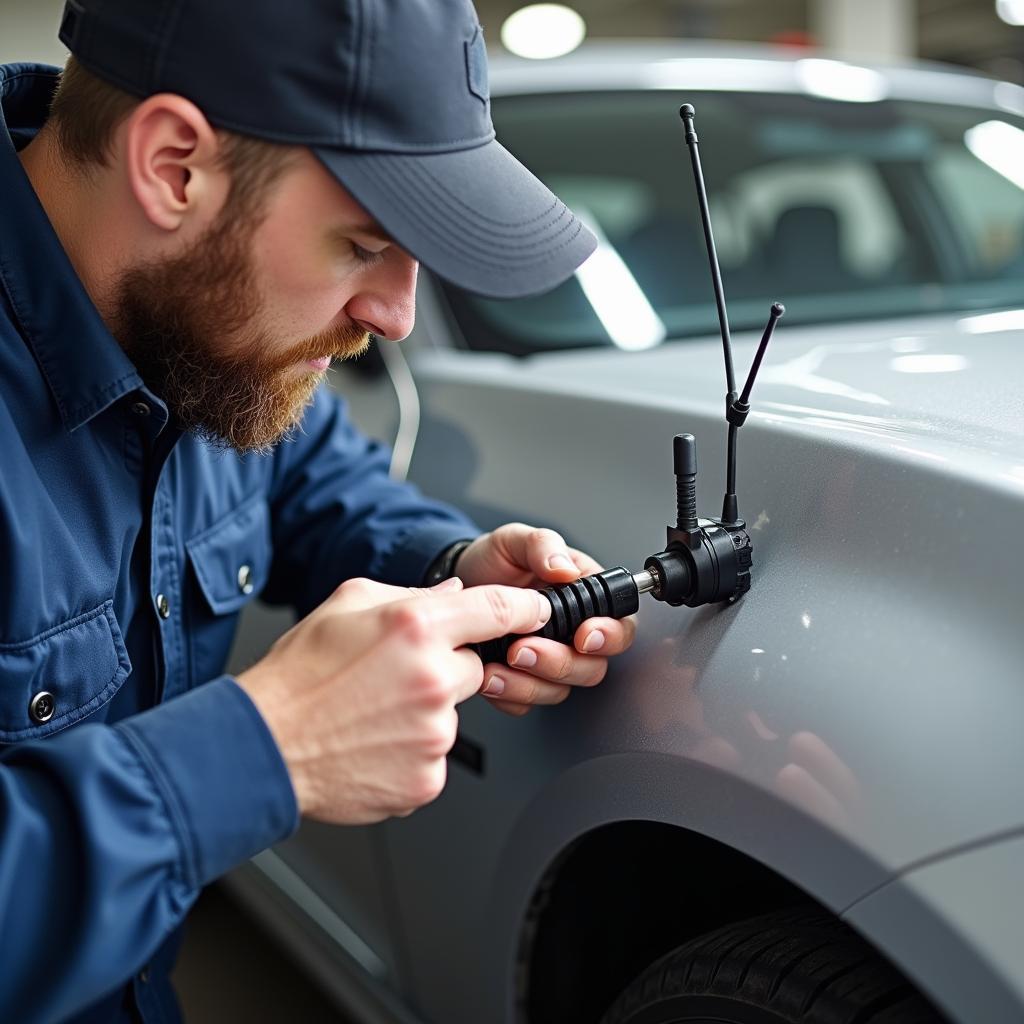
[599, 909, 942, 1024]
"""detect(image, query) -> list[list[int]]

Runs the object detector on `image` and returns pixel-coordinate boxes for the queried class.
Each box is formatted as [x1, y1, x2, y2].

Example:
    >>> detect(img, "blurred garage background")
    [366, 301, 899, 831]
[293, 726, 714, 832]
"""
[5, 0, 1024, 78]
[2, 1, 1022, 1021]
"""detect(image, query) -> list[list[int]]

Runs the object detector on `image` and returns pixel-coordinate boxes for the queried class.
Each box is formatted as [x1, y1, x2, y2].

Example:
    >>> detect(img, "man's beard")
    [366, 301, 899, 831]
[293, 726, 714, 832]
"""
[114, 212, 369, 454]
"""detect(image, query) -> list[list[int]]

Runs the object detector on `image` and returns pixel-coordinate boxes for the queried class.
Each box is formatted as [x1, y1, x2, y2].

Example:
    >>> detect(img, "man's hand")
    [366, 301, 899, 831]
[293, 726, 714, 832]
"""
[455, 523, 637, 716]
[236, 577, 551, 824]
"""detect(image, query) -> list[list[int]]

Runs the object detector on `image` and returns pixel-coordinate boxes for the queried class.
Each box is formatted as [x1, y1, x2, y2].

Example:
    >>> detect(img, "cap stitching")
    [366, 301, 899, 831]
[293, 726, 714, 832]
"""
[369, 156, 573, 247]
[145, 0, 169, 92]
[358, 0, 378, 150]
[360, 149, 562, 231]
[363, 155, 562, 236]
[363, 161, 586, 267]
[412, 156, 562, 230]
[151, 0, 187, 90]
[344, 0, 363, 149]
[372, 157, 577, 252]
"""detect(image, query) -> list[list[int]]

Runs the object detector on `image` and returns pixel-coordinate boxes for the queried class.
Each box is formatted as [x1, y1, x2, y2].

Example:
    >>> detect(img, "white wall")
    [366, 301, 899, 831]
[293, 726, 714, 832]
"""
[1, 0, 69, 66]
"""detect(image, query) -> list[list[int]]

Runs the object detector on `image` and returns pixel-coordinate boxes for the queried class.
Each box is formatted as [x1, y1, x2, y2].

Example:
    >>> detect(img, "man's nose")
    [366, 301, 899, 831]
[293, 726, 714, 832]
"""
[346, 253, 419, 342]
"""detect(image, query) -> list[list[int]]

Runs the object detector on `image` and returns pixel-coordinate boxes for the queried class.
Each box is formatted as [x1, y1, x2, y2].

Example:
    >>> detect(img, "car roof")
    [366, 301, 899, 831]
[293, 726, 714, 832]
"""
[488, 41, 1024, 114]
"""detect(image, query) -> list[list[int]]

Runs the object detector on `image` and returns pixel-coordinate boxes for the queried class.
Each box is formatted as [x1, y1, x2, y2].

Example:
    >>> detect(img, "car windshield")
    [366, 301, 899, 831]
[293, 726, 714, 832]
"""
[440, 89, 1024, 355]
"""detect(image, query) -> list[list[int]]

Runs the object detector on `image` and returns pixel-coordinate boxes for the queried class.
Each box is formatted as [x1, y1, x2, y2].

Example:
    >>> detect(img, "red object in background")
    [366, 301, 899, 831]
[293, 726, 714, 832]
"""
[769, 30, 816, 48]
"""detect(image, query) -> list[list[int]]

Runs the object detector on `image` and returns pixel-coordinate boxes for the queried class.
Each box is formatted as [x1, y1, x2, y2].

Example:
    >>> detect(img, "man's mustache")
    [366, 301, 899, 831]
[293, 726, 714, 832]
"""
[269, 323, 370, 371]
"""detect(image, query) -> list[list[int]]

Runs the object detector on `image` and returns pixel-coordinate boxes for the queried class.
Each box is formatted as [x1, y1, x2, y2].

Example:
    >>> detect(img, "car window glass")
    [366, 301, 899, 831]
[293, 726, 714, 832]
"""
[928, 146, 1024, 276]
[439, 90, 1024, 356]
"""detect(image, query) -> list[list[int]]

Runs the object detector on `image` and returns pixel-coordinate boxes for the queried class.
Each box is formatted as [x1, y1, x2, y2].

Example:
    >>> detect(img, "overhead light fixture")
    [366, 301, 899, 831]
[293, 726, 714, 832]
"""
[501, 4, 586, 60]
[995, 0, 1024, 26]
[964, 119, 1024, 190]
[794, 59, 888, 103]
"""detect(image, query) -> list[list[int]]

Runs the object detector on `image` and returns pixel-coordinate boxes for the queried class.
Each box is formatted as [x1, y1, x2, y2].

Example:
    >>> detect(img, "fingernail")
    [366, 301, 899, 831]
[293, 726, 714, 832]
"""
[483, 675, 506, 696]
[535, 592, 552, 624]
[511, 647, 537, 668]
[547, 553, 575, 572]
[433, 576, 463, 592]
[583, 630, 606, 653]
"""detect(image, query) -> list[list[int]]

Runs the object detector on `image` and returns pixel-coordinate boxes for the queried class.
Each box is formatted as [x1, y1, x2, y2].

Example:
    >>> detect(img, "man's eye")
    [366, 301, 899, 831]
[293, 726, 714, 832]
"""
[352, 242, 385, 265]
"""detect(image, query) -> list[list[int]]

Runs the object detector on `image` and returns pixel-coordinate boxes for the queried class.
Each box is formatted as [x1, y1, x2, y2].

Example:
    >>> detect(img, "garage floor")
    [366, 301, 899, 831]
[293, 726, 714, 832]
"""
[174, 883, 353, 1023]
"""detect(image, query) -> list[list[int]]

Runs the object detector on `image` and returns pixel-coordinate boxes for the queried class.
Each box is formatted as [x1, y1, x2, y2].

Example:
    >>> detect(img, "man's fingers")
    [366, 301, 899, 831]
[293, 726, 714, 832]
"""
[567, 547, 603, 578]
[332, 576, 461, 612]
[503, 639, 608, 687]
[499, 525, 581, 583]
[571, 614, 637, 657]
[479, 669, 573, 706]
[413, 584, 551, 648]
[446, 647, 487, 705]
[484, 697, 533, 717]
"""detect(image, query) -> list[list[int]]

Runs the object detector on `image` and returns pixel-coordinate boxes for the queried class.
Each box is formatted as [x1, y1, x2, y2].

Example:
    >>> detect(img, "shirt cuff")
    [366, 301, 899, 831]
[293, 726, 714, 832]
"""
[374, 519, 481, 587]
[115, 676, 299, 890]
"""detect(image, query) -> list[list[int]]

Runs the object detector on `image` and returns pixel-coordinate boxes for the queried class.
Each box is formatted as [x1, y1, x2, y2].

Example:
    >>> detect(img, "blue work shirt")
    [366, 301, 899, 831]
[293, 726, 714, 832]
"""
[0, 63, 479, 1024]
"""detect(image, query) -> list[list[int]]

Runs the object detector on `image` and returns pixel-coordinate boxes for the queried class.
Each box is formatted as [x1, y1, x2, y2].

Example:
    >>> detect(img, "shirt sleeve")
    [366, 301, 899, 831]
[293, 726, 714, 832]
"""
[0, 675, 298, 1024]
[262, 384, 481, 617]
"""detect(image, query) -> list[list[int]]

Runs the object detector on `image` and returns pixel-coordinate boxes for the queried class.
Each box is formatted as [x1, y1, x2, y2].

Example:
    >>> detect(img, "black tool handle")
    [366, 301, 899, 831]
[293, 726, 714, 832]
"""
[473, 566, 640, 666]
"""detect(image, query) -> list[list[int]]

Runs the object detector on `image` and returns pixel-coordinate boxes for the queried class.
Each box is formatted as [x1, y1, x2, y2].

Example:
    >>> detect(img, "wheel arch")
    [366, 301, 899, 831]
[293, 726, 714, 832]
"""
[475, 751, 1009, 1024]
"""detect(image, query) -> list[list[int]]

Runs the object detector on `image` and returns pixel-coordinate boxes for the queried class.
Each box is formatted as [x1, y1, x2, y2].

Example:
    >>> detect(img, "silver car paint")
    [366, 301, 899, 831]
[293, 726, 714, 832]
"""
[845, 833, 1024, 1022]
[371, 309, 1023, 1023]
[227, 47, 1024, 1024]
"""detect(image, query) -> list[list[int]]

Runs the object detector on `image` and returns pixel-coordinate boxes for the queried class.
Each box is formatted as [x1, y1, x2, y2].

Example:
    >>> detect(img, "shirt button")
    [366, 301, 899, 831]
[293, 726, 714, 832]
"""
[130, 401, 151, 417]
[155, 593, 171, 619]
[237, 564, 254, 595]
[29, 691, 56, 723]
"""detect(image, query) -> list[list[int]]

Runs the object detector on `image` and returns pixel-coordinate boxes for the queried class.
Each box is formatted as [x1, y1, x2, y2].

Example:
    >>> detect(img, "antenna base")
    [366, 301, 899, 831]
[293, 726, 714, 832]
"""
[647, 519, 752, 607]
[721, 493, 740, 525]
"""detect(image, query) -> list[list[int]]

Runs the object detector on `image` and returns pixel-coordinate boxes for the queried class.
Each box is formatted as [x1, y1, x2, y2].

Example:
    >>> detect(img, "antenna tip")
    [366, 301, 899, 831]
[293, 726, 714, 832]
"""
[771, 302, 786, 318]
[679, 103, 695, 120]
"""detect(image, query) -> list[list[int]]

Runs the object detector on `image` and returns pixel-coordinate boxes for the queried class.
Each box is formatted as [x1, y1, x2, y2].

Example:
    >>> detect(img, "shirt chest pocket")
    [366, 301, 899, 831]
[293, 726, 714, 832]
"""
[185, 495, 272, 688]
[0, 601, 132, 743]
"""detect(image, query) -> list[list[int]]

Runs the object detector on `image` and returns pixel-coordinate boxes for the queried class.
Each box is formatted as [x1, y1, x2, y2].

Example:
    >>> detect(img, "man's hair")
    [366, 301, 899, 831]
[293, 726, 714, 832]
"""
[49, 56, 295, 208]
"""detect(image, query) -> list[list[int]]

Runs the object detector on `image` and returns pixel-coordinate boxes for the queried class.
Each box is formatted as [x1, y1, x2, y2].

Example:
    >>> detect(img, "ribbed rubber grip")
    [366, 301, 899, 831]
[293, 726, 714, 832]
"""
[472, 567, 640, 666]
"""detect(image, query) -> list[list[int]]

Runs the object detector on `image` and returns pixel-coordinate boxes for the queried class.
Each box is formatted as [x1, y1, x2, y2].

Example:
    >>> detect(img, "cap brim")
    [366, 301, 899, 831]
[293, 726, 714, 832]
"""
[314, 140, 597, 299]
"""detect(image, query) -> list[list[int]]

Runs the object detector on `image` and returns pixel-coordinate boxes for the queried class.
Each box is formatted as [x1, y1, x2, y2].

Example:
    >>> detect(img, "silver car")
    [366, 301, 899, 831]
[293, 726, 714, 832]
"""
[227, 44, 1024, 1024]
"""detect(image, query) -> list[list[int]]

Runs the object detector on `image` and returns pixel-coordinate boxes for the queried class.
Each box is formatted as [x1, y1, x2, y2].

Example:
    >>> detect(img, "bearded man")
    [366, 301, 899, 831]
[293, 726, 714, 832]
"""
[0, 1, 635, 1021]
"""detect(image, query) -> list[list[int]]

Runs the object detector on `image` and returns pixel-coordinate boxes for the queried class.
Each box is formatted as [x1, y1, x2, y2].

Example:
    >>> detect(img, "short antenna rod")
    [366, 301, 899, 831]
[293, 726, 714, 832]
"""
[679, 104, 736, 400]
[721, 301, 785, 523]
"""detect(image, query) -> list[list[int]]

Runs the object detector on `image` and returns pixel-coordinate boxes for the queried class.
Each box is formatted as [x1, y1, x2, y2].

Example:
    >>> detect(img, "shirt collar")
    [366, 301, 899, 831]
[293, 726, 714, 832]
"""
[0, 63, 144, 433]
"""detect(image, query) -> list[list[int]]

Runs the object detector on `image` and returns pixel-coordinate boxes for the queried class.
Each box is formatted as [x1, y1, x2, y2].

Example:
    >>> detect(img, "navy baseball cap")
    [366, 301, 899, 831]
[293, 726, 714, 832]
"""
[57, 0, 597, 298]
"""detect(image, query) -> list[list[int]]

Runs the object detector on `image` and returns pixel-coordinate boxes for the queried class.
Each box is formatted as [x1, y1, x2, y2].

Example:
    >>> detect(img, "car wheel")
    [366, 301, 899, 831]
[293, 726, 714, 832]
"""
[600, 909, 942, 1024]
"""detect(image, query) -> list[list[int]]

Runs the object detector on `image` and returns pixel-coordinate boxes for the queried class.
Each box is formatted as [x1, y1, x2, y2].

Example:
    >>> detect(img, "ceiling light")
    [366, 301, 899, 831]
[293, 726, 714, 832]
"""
[794, 59, 888, 103]
[996, 0, 1024, 26]
[501, 4, 586, 60]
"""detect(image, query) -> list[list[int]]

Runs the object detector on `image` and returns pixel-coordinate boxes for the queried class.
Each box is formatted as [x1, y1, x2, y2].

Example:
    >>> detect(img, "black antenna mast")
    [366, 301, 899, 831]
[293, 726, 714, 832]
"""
[679, 103, 783, 525]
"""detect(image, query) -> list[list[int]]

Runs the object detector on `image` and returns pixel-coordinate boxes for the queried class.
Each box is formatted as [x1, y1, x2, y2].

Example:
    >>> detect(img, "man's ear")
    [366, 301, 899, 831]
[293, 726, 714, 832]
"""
[121, 93, 228, 232]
